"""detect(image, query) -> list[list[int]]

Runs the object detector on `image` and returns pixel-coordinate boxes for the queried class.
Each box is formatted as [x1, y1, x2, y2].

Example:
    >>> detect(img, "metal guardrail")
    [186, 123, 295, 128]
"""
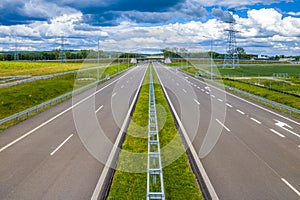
[226, 86, 300, 115]
[147, 66, 165, 200]
[0, 75, 32, 83]
[0, 71, 75, 88]
[0, 65, 110, 88]
[181, 69, 300, 117]
[0, 68, 131, 126]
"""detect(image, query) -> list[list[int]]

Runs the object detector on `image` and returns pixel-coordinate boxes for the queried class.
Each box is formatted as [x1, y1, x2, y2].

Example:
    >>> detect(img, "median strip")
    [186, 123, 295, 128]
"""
[107, 63, 203, 199]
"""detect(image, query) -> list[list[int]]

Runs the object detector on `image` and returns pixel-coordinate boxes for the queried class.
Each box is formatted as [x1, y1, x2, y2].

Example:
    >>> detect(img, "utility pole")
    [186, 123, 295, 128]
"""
[118, 53, 120, 73]
[186, 49, 189, 68]
[203, 36, 214, 80]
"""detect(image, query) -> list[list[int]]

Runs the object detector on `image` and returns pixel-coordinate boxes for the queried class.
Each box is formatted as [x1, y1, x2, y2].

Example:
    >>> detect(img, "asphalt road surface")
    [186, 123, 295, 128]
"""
[0, 64, 148, 200]
[154, 62, 300, 200]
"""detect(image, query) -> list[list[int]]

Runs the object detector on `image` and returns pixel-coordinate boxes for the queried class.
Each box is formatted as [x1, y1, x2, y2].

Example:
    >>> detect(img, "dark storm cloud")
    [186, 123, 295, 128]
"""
[0, 1, 47, 25]
[0, 0, 192, 26]
[77, 0, 187, 26]
[81, 13, 120, 26]
[212, 8, 236, 23]
[56, 0, 184, 13]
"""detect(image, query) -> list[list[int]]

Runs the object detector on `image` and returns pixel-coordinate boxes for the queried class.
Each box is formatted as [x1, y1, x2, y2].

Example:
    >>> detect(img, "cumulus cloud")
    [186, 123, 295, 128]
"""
[237, 8, 300, 37]
[0, 0, 79, 25]
[212, 8, 236, 23]
[0, 1, 299, 55]
[187, 0, 290, 8]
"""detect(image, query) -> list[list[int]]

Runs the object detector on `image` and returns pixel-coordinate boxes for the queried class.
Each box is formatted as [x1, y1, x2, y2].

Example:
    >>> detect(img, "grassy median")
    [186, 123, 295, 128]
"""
[107, 64, 202, 199]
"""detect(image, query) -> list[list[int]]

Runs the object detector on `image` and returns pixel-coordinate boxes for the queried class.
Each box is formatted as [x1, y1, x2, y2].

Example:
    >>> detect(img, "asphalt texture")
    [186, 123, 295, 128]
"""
[0, 64, 148, 200]
[154, 62, 300, 200]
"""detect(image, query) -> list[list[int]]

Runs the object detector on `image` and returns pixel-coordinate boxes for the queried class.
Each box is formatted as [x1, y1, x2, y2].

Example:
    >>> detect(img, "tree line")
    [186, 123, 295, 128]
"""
[161, 47, 299, 61]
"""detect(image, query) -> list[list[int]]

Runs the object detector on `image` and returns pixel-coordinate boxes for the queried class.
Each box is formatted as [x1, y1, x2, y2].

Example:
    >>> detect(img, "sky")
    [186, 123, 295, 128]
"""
[0, 0, 299, 55]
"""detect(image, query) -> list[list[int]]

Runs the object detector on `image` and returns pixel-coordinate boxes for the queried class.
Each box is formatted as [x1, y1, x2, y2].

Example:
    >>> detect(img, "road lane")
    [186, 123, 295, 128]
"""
[0, 64, 148, 199]
[154, 63, 300, 200]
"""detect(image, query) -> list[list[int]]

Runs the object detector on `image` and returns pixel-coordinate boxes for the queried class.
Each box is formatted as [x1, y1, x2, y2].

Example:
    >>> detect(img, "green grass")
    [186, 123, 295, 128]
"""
[180, 65, 300, 117]
[0, 74, 76, 128]
[174, 60, 300, 78]
[221, 79, 300, 111]
[218, 64, 300, 77]
[0, 74, 78, 116]
[108, 64, 202, 199]
[232, 78, 300, 96]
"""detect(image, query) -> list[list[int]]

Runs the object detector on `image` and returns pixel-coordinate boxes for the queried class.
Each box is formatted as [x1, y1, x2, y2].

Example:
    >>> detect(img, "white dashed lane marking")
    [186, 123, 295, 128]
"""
[194, 99, 200, 105]
[216, 119, 230, 132]
[250, 117, 262, 124]
[236, 109, 245, 115]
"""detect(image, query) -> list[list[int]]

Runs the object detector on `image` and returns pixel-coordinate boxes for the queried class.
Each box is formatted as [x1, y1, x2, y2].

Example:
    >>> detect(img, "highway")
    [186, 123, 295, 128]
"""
[154, 63, 300, 200]
[1, 61, 299, 200]
[0, 63, 148, 200]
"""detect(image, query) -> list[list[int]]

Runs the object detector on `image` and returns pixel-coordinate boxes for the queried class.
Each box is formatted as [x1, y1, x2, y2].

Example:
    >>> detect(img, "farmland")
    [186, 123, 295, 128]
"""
[0, 61, 85, 76]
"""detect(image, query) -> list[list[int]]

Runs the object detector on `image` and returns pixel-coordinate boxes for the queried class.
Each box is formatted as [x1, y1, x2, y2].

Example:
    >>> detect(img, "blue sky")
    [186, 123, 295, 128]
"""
[0, 0, 299, 55]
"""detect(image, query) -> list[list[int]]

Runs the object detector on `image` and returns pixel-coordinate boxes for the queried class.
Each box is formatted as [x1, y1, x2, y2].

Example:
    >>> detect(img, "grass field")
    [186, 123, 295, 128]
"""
[0, 61, 86, 76]
[0, 60, 135, 77]
[108, 65, 202, 199]
[217, 65, 300, 77]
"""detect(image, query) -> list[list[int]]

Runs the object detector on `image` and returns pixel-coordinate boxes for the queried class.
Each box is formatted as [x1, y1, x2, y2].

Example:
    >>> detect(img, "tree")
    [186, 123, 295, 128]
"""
[235, 47, 246, 58]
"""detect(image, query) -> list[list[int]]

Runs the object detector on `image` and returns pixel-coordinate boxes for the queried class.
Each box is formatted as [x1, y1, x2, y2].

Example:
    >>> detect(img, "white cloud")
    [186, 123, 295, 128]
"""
[236, 8, 300, 38]
[21, 0, 78, 19]
[188, 0, 288, 8]
[0, 6, 299, 55]
[287, 11, 300, 16]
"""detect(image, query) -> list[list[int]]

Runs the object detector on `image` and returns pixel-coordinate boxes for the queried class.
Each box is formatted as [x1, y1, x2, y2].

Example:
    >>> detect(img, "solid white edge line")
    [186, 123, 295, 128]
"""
[236, 109, 245, 115]
[95, 105, 104, 113]
[154, 64, 219, 200]
[216, 119, 231, 132]
[91, 65, 147, 200]
[194, 98, 201, 105]
[0, 68, 134, 153]
[185, 72, 300, 126]
[50, 134, 73, 156]
[269, 129, 285, 138]
[281, 178, 300, 196]
[250, 117, 262, 124]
